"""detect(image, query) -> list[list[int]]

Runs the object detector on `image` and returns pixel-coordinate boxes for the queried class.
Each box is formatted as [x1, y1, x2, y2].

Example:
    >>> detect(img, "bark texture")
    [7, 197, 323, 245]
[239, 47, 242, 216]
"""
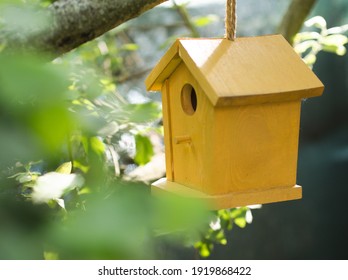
[5, 0, 167, 56]
[277, 0, 317, 45]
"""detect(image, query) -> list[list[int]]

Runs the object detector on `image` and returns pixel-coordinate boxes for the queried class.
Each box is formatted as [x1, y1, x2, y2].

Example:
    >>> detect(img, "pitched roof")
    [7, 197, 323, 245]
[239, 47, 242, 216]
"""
[145, 35, 324, 106]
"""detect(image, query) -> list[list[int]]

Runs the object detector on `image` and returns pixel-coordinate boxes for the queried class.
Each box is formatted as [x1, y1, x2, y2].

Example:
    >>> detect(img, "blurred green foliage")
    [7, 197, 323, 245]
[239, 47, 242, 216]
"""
[0, 0, 253, 260]
[195, 207, 254, 257]
[294, 16, 348, 67]
[0, 43, 210, 257]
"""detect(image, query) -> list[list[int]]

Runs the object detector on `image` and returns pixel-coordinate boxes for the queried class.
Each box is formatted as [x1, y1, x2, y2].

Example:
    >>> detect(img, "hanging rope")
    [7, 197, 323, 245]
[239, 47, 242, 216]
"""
[225, 0, 237, 41]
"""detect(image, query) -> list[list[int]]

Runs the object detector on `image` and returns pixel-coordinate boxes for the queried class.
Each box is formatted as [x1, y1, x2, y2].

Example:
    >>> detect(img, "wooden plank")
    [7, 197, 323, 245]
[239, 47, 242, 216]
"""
[152, 178, 302, 210]
[174, 135, 192, 144]
[179, 35, 324, 105]
[167, 63, 215, 193]
[145, 40, 181, 91]
[161, 80, 174, 181]
[209, 101, 301, 195]
[146, 35, 323, 106]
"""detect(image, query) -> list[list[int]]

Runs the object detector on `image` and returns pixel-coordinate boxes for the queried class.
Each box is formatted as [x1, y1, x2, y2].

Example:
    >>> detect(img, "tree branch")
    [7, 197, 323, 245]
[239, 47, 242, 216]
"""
[277, 0, 317, 45]
[172, 0, 200, 38]
[5, 0, 167, 56]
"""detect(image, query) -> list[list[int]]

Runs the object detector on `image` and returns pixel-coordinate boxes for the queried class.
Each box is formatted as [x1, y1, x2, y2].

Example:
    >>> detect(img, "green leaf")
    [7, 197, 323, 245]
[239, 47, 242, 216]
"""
[56, 162, 72, 174]
[134, 134, 153, 165]
[121, 43, 139, 51]
[17, 173, 34, 184]
[303, 53, 317, 66]
[294, 32, 321, 43]
[195, 242, 212, 258]
[193, 15, 218, 27]
[230, 207, 247, 219]
[214, 230, 227, 245]
[234, 217, 247, 228]
[100, 79, 116, 93]
[320, 34, 348, 47]
[322, 44, 347, 56]
[200, 243, 211, 257]
[327, 24, 348, 35]
[90, 137, 105, 156]
[73, 160, 89, 174]
[294, 40, 318, 54]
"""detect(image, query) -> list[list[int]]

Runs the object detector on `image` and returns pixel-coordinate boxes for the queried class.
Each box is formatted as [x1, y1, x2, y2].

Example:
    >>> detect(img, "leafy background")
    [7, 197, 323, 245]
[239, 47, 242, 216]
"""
[0, 0, 348, 259]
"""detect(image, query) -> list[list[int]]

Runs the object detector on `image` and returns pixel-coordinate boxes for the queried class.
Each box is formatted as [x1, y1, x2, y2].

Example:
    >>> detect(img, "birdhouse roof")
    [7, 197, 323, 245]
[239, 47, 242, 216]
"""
[145, 35, 324, 106]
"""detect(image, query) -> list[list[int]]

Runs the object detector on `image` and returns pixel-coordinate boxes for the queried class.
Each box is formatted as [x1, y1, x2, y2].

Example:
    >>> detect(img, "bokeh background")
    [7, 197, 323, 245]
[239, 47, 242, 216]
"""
[1, 0, 347, 260]
[130, 0, 348, 259]
[212, 0, 348, 259]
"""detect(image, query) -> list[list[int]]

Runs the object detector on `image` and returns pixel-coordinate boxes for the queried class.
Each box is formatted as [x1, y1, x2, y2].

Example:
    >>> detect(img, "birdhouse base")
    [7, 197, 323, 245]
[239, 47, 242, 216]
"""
[151, 178, 302, 210]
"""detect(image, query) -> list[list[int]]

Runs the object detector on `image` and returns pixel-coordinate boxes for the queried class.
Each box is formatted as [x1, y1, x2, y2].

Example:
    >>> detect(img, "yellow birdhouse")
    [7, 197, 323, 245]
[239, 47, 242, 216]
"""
[145, 35, 324, 209]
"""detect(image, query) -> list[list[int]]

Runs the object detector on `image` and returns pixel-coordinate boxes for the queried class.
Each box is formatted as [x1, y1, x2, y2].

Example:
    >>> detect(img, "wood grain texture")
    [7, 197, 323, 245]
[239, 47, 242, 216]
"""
[160, 63, 301, 199]
[161, 80, 174, 181]
[145, 41, 181, 91]
[152, 178, 302, 210]
[147, 35, 324, 208]
[146, 35, 324, 106]
[174, 135, 192, 144]
[210, 101, 301, 195]
[167, 63, 215, 193]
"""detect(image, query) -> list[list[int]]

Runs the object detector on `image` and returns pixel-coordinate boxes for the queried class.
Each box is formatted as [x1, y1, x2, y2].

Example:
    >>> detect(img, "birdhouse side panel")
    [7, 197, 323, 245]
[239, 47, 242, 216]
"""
[166, 63, 215, 193]
[208, 101, 301, 195]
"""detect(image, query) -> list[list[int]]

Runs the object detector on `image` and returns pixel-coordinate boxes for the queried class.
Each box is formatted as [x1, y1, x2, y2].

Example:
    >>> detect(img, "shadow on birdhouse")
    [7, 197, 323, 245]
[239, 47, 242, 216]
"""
[145, 35, 324, 210]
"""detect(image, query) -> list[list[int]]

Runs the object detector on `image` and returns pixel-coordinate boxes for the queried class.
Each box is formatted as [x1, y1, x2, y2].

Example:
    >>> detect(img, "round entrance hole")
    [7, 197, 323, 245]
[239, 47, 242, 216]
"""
[181, 84, 197, 115]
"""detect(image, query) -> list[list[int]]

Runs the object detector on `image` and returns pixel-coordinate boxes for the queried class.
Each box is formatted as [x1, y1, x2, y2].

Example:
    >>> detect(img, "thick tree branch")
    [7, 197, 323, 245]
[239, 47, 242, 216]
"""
[277, 0, 317, 45]
[5, 0, 167, 56]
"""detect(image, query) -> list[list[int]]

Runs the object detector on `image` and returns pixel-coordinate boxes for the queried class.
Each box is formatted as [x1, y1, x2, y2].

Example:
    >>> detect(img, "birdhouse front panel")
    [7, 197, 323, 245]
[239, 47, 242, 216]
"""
[164, 62, 216, 193]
